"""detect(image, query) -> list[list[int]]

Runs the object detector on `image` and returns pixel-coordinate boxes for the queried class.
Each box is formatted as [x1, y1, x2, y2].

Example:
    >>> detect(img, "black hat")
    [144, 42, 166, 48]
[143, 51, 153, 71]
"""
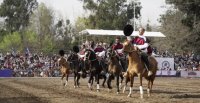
[73, 45, 79, 53]
[123, 24, 133, 36]
[59, 50, 65, 56]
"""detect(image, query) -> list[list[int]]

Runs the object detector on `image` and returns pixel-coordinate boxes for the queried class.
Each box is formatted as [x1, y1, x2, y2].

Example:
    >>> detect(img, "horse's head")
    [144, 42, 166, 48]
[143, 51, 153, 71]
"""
[67, 52, 78, 62]
[106, 48, 117, 59]
[85, 49, 96, 61]
[123, 40, 139, 53]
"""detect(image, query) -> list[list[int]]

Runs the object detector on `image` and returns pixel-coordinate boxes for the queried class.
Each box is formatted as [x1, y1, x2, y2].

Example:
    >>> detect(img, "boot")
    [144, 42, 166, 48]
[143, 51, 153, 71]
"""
[141, 53, 152, 76]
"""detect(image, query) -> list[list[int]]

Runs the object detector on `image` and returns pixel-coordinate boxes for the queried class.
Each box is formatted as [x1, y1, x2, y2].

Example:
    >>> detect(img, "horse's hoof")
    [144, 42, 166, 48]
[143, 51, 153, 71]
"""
[127, 94, 131, 97]
[123, 90, 126, 94]
[97, 89, 100, 92]
[74, 86, 76, 88]
[117, 92, 119, 95]
[108, 89, 112, 93]
[140, 94, 144, 99]
[147, 93, 151, 97]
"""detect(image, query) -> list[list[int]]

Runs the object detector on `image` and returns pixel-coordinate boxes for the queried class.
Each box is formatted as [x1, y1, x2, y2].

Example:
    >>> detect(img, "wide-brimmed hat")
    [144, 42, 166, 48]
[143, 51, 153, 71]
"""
[123, 24, 133, 36]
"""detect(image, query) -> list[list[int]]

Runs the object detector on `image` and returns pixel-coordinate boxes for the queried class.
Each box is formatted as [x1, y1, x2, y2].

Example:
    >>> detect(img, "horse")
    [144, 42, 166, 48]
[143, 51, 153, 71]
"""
[106, 48, 124, 94]
[67, 51, 84, 88]
[85, 49, 106, 92]
[58, 50, 71, 86]
[122, 40, 158, 98]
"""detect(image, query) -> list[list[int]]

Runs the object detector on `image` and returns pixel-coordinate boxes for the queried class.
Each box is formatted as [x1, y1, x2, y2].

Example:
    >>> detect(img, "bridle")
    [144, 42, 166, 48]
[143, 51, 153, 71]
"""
[85, 50, 97, 62]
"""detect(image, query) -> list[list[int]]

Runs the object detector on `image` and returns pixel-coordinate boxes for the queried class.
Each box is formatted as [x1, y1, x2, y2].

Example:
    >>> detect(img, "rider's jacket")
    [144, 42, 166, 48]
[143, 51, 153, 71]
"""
[112, 43, 123, 56]
[132, 35, 152, 55]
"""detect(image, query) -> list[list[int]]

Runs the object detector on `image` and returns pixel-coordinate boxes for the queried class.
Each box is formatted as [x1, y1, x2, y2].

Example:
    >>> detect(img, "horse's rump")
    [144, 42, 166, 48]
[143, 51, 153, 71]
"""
[148, 56, 158, 72]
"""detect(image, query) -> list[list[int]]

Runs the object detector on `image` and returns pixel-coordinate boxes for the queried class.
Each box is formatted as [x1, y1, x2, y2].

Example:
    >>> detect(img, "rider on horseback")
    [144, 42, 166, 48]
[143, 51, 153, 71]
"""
[131, 27, 153, 76]
[112, 36, 126, 72]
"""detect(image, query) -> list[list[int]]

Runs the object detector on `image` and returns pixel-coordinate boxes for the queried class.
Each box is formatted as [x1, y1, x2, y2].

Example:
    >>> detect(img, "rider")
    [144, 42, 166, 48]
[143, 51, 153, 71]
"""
[131, 27, 153, 76]
[94, 41, 105, 59]
[112, 36, 126, 71]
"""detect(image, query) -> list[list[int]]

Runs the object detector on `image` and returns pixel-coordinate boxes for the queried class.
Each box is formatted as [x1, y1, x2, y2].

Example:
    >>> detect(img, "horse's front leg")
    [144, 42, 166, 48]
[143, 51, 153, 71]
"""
[74, 72, 77, 88]
[77, 73, 80, 88]
[65, 73, 69, 86]
[120, 74, 124, 89]
[102, 74, 106, 88]
[123, 75, 129, 93]
[138, 74, 143, 98]
[61, 74, 65, 86]
[88, 73, 93, 90]
[96, 73, 100, 92]
[128, 75, 134, 97]
[107, 74, 112, 91]
[116, 75, 120, 94]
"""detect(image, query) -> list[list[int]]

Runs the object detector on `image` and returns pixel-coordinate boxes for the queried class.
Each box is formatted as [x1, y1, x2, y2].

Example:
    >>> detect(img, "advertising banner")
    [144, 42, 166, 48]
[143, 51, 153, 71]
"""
[155, 57, 174, 70]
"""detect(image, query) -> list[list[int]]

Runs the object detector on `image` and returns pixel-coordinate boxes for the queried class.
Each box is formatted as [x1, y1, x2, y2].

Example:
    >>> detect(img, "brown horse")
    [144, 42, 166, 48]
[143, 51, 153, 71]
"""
[106, 48, 124, 94]
[58, 50, 71, 86]
[122, 40, 158, 98]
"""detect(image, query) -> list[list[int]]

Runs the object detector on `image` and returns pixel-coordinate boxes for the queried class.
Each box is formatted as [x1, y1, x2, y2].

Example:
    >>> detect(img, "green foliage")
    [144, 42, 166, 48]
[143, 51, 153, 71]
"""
[41, 35, 55, 53]
[80, 0, 142, 30]
[23, 30, 38, 50]
[166, 0, 200, 29]
[158, 10, 191, 52]
[165, 0, 200, 53]
[29, 3, 54, 36]
[0, 32, 23, 52]
[0, 0, 38, 32]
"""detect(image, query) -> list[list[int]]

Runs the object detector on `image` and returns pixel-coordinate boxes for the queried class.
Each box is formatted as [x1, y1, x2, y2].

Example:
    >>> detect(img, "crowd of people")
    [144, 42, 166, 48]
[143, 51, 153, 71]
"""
[0, 52, 60, 77]
[0, 48, 199, 77]
[151, 49, 200, 71]
[0, 27, 199, 77]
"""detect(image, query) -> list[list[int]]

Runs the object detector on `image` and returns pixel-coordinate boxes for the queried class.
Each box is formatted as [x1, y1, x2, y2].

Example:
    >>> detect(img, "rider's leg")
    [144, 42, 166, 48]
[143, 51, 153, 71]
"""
[141, 52, 152, 76]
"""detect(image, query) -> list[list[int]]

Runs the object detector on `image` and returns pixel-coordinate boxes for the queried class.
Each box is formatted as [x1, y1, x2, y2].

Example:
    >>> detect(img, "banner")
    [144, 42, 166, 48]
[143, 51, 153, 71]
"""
[0, 69, 13, 77]
[180, 71, 200, 78]
[156, 70, 177, 76]
[155, 57, 174, 70]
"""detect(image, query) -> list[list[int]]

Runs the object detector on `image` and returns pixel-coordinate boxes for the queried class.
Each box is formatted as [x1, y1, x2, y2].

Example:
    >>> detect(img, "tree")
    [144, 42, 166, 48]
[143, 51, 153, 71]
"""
[29, 3, 55, 51]
[166, 0, 200, 53]
[156, 10, 191, 53]
[146, 19, 152, 31]
[80, 0, 142, 30]
[0, 0, 38, 32]
[0, 32, 23, 52]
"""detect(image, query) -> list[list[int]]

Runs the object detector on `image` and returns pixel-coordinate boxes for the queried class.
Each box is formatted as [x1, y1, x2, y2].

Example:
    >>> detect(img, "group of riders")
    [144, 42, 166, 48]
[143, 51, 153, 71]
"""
[57, 27, 152, 80]
[58, 26, 157, 97]
[65, 27, 153, 77]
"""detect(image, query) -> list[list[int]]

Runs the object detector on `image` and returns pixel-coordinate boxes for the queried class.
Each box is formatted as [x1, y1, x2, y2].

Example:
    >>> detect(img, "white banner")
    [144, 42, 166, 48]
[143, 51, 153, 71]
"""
[156, 70, 177, 76]
[155, 57, 174, 70]
[180, 71, 200, 78]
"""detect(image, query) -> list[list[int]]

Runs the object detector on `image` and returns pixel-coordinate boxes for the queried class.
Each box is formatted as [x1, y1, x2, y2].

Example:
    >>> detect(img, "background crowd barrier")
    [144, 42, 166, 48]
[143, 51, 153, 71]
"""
[0, 69, 13, 77]
[180, 71, 200, 78]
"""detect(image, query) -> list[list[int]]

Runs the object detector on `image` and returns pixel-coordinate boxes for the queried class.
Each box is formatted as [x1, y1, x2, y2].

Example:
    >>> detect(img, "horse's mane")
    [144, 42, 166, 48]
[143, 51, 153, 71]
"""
[86, 49, 96, 59]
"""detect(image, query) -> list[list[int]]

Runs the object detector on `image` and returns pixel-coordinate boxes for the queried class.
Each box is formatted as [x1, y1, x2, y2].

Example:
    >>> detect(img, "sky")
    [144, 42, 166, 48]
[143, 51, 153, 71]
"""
[0, 0, 167, 26]
[37, 0, 167, 26]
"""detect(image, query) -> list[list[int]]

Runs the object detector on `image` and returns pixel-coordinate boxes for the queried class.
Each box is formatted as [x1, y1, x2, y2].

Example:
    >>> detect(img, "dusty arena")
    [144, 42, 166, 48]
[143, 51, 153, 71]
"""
[0, 77, 199, 103]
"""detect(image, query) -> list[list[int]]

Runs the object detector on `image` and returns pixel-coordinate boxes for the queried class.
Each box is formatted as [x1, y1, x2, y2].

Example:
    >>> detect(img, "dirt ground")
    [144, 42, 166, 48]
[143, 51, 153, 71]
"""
[0, 77, 199, 103]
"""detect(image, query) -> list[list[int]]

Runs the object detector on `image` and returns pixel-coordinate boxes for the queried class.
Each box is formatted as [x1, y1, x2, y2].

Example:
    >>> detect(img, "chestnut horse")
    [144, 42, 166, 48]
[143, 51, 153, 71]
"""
[122, 40, 158, 98]
[58, 50, 71, 86]
[106, 48, 124, 94]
